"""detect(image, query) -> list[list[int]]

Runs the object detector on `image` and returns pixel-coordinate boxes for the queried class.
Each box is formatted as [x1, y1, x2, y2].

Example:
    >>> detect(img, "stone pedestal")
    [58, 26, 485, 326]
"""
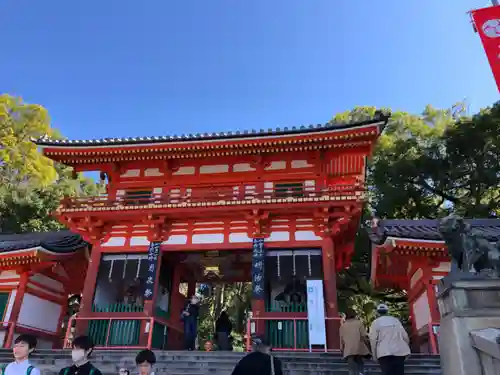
[437, 278, 500, 375]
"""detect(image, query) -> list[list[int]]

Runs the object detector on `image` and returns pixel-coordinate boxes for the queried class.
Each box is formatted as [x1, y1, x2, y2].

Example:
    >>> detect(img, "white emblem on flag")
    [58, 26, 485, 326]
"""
[482, 19, 500, 38]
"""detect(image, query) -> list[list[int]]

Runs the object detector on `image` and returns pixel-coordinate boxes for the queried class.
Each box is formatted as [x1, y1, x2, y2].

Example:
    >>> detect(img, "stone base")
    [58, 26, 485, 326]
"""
[438, 278, 500, 375]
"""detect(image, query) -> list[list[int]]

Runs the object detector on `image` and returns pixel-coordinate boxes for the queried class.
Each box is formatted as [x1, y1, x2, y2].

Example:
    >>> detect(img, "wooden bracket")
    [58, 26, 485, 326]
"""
[246, 209, 270, 238]
[147, 215, 170, 242]
[250, 155, 271, 172]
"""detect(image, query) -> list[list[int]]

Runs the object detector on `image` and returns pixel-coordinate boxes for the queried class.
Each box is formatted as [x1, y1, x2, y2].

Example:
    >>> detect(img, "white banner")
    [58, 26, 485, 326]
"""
[306, 279, 327, 346]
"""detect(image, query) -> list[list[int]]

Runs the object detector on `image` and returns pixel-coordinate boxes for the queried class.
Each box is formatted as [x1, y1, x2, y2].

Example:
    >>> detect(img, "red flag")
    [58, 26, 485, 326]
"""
[471, 5, 500, 92]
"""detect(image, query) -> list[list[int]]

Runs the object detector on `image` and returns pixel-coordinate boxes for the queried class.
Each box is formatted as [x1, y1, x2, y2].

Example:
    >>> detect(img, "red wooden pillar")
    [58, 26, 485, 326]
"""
[80, 247, 101, 316]
[76, 247, 101, 337]
[322, 236, 339, 350]
[167, 266, 183, 349]
[187, 280, 196, 298]
[5, 272, 28, 348]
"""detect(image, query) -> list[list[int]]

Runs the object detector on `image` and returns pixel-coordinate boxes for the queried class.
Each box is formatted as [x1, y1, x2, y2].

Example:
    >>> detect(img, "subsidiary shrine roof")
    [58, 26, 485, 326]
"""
[369, 218, 500, 245]
[0, 230, 87, 253]
[369, 218, 500, 289]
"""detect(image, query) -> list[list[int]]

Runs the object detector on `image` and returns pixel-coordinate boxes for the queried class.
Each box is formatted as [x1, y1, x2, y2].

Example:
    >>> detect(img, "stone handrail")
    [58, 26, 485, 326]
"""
[470, 328, 500, 375]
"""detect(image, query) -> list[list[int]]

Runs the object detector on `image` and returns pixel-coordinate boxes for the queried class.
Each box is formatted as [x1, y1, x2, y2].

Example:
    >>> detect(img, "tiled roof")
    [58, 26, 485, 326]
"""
[369, 218, 500, 244]
[0, 230, 87, 253]
[33, 112, 390, 147]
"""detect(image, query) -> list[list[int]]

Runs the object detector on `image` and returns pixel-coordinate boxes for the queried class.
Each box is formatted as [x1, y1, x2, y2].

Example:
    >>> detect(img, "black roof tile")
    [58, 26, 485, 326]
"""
[0, 230, 87, 253]
[369, 218, 500, 244]
[33, 112, 390, 147]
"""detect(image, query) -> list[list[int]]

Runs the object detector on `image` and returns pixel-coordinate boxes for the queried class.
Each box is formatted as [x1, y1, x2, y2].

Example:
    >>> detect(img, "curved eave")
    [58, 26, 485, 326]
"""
[34, 117, 388, 148]
[0, 246, 84, 268]
[36, 122, 386, 165]
[378, 237, 447, 254]
[370, 237, 448, 290]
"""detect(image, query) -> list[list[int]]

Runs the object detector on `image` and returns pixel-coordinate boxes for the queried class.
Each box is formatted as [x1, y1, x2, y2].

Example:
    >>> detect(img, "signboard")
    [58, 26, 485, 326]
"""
[471, 5, 500, 91]
[306, 280, 327, 347]
[252, 238, 265, 299]
[143, 241, 161, 300]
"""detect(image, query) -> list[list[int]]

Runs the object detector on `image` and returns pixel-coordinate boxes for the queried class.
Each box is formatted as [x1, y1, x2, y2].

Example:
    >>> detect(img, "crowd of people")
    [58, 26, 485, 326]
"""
[2, 299, 409, 375]
[1, 334, 158, 375]
[177, 294, 410, 375]
[339, 303, 411, 375]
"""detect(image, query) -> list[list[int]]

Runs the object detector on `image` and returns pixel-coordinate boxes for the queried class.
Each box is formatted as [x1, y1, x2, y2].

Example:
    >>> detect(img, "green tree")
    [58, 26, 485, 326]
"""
[333, 101, 500, 331]
[0, 94, 101, 233]
[0, 94, 59, 186]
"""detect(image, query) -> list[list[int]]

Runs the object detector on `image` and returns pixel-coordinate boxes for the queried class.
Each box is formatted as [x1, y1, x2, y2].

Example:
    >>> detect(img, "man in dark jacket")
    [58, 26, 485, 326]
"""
[181, 294, 200, 350]
[231, 335, 283, 375]
[215, 311, 233, 351]
[59, 336, 102, 375]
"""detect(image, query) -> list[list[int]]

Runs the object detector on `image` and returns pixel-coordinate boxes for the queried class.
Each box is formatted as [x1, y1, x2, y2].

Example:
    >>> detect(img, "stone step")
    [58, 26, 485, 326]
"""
[0, 350, 442, 375]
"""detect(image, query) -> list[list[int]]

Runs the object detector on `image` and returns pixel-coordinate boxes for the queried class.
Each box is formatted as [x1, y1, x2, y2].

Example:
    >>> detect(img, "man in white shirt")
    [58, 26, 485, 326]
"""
[2, 334, 41, 375]
[369, 304, 411, 375]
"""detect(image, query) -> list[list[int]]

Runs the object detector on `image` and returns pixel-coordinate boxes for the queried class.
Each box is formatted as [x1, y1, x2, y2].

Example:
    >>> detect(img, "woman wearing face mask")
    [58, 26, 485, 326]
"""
[59, 336, 103, 375]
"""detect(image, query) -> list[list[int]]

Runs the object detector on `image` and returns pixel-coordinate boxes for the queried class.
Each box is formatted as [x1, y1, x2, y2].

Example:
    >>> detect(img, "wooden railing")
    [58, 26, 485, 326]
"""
[60, 182, 363, 210]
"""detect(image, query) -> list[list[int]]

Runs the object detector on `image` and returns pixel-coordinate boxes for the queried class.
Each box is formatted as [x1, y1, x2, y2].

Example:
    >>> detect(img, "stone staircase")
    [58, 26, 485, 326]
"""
[0, 350, 442, 375]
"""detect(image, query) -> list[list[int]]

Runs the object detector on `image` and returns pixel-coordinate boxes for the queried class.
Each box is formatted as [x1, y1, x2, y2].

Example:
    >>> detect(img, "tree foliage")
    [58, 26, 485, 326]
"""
[334, 101, 500, 327]
[0, 94, 101, 233]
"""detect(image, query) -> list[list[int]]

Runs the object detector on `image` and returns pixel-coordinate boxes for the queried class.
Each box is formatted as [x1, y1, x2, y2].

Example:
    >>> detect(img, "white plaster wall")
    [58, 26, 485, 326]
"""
[233, 163, 256, 172]
[291, 160, 313, 169]
[144, 168, 164, 177]
[413, 291, 431, 330]
[173, 166, 196, 175]
[163, 235, 188, 245]
[229, 233, 252, 243]
[410, 268, 423, 288]
[30, 274, 64, 293]
[267, 231, 290, 242]
[121, 169, 140, 178]
[102, 237, 127, 247]
[192, 234, 224, 244]
[3, 291, 16, 323]
[17, 293, 62, 333]
[433, 262, 450, 273]
[130, 236, 149, 246]
[0, 271, 20, 287]
[200, 165, 229, 174]
[265, 161, 286, 170]
[294, 231, 321, 241]
[0, 272, 19, 280]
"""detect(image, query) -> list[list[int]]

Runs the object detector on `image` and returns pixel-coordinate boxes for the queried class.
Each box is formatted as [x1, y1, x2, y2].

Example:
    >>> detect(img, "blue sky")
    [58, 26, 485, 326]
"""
[1, 0, 498, 140]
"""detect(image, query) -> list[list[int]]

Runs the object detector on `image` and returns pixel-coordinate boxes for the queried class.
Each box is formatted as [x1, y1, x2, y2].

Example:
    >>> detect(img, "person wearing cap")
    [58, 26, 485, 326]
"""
[369, 304, 410, 375]
[339, 308, 371, 375]
[230, 335, 283, 375]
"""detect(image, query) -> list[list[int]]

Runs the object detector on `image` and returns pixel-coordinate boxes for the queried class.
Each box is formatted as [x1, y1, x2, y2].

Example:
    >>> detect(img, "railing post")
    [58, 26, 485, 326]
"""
[293, 319, 297, 351]
[104, 319, 112, 348]
[246, 319, 251, 352]
[64, 316, 75, 349]
[147, 318, 154, 349]
[429, 321, 438, 355]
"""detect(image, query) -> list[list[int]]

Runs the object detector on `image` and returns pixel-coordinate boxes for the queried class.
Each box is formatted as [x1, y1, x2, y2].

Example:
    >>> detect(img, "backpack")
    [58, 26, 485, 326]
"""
[1, 364, 34, 375]
[63, 368, 96, 375]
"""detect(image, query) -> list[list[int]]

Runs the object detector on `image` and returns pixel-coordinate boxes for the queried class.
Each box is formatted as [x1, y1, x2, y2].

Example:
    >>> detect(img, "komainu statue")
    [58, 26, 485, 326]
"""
[439, 215, 500, 278]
